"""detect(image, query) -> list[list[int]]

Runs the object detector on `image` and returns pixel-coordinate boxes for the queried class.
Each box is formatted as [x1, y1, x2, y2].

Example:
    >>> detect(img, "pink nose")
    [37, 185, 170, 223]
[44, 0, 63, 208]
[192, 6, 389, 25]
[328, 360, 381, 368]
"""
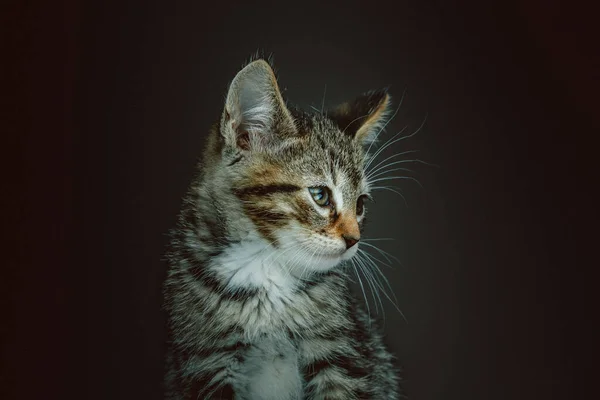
[342, 234, 359, 249]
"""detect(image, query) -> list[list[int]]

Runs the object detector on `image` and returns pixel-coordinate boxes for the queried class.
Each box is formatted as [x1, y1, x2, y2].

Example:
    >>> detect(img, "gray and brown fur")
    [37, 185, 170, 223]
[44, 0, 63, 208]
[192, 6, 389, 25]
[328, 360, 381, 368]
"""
[164, 57, 404, 399]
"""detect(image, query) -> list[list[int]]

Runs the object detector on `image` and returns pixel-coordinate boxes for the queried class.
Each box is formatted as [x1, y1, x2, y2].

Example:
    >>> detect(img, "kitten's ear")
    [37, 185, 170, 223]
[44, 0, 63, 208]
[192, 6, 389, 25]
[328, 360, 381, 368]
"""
[328, 89, 392, 145]
[221, 60, 296, 151]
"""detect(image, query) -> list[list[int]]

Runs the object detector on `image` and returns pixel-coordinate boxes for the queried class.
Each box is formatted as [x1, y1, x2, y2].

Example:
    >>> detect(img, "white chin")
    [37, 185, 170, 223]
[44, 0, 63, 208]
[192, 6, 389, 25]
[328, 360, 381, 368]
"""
[341, 245, 358, 261]
[304, 246, 358, 272]
[285, 249, 343, 273]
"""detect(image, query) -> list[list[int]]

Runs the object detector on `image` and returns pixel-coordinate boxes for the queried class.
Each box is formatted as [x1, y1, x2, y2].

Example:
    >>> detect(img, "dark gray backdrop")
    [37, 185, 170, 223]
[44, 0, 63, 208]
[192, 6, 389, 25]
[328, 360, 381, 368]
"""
[7, 0, 594, 399]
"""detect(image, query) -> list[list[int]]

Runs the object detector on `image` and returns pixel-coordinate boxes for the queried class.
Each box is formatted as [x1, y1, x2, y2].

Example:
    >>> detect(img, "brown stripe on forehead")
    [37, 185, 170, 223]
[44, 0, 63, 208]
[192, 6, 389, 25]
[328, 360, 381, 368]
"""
[329, 148, 337, 185]
[250, 166, 279, 181]
[345, 158, 364, 189]
[233, 183, 301, 199]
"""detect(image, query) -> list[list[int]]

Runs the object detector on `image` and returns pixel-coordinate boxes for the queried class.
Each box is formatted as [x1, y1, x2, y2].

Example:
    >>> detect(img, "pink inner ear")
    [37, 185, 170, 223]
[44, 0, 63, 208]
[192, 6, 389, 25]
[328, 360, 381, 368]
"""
[236, 130, 250, 150]
[226, 111, 251, 150]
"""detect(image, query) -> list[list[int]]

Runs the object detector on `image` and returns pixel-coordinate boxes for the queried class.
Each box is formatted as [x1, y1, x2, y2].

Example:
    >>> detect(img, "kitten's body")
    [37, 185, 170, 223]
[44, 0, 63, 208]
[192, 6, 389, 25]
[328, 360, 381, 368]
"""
[164, 59, 403, 399]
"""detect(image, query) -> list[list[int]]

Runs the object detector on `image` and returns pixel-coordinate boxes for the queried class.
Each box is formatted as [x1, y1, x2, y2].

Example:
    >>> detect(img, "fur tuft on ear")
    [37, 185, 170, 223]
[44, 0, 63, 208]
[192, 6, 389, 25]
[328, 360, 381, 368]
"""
[328, 89, 392, 145]
[220, 59, 296, 151]
[244, 50, 277, 72]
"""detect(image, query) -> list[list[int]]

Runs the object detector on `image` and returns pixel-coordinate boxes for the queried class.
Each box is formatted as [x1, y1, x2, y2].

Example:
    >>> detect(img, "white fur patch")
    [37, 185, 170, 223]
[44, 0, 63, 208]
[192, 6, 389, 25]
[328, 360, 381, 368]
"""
[331, 185, 344, 211]
[212, 238, 299, 306]
[234, 337, 303, 400]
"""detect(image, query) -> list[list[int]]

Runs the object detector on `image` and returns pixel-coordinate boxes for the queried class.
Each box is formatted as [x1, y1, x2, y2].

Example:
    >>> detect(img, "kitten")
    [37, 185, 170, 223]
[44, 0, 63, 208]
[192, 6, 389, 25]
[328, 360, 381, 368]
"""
[164, 58, 404, 399]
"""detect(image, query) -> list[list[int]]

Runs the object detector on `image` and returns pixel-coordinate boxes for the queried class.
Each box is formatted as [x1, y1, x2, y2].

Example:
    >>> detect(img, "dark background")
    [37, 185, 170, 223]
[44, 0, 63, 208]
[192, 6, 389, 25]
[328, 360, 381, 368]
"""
[5, 0, 596, 399]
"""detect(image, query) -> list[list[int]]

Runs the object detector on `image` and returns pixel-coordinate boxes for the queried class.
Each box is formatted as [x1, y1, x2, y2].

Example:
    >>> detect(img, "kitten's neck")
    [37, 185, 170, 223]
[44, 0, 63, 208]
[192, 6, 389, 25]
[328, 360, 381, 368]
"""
[208, 238, 301, 306]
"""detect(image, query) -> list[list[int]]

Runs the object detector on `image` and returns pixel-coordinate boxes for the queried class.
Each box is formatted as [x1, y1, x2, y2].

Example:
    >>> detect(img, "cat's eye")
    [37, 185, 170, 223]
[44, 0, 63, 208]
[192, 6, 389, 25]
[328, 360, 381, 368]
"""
[308, 187, 331, 207]
[356, 194, 369, 216]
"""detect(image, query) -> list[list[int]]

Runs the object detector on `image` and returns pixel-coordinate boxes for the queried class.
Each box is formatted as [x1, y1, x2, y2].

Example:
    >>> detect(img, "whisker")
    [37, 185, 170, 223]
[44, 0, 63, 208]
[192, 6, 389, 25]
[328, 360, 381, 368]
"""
[365, 113, 428, 171]
[366, 149, 421, 176]
[364, 125, 409, 169]
[365, 88, 406, 157]
[359, 242, 400, 264]
[350, 259, 371, 324]
[368, 186, 408, 206]
[356, 254, 381, 315]
[358, 249, 407, 323]
[367, 167, 417, 181]
[355, 252, 385, 319]
[368, 175, 423, 188]
[368, 158, 438, 180]
[341, 113, 372, 135]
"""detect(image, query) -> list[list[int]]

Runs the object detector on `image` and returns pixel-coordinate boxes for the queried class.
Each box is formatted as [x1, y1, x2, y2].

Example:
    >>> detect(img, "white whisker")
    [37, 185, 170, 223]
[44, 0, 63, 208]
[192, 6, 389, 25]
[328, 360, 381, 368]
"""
[369, 175, 423, 188]
[366, 150, 421, 177]
[355, 252, 385, 319]
[350, 258, 371, 325]
[358, 249, 407, 323]
[365, 113, 428, 171]
[360, 242, 400, 264]
[367, 167, 417, 182]
[369, 186, 408, 206]
[365, 88, 406, 156]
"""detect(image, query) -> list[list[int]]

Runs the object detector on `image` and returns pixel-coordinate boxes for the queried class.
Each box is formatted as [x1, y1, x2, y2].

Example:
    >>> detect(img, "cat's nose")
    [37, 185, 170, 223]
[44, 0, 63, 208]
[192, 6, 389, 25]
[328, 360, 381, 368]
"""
[342, 234, 360, 249]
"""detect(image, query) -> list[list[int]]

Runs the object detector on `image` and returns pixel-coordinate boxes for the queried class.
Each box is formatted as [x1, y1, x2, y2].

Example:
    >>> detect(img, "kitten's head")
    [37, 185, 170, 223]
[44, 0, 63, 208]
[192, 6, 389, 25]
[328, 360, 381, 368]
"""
[213, 60, 391, 274]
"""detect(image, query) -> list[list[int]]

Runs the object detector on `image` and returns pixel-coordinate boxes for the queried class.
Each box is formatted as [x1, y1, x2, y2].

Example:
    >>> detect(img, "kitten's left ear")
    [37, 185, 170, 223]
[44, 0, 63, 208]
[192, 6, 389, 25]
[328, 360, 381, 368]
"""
[221, 60, 297, 151]
[328, 89, 392, 145]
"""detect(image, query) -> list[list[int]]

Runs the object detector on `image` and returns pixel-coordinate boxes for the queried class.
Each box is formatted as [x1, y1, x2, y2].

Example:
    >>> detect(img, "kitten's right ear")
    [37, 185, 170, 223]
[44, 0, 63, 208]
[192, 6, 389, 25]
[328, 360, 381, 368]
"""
[328, 89, 392, 145]
[220, 60, 296, 151]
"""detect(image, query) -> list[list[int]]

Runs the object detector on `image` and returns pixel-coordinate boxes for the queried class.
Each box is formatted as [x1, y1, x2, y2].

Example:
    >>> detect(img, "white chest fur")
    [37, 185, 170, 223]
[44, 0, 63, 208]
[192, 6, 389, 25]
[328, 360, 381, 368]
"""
[234, 336, 303, 400]
[210, 242, 307, 398]
[212, 240, 300, 308]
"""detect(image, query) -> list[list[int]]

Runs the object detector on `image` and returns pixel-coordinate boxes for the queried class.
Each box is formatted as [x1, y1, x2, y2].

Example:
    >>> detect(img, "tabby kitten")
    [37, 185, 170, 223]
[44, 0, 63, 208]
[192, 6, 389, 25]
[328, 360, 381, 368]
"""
[164, 58, 404, 399]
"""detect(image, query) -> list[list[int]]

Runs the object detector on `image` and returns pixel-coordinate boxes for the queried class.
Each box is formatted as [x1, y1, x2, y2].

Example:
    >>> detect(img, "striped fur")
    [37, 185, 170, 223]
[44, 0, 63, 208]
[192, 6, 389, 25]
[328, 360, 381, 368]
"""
[164, 59, 404, 399]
